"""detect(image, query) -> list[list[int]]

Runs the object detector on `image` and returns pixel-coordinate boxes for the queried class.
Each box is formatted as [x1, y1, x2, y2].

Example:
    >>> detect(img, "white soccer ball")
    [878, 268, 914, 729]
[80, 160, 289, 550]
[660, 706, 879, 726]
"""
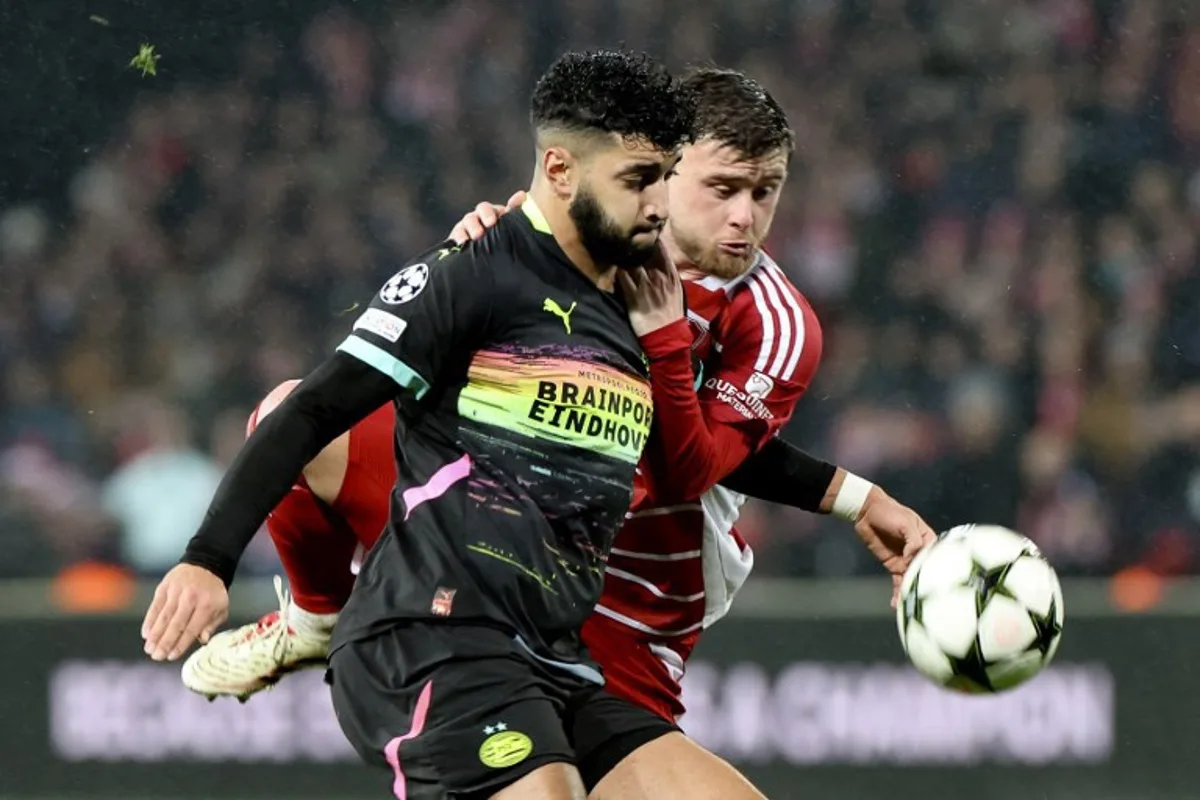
[896, 524, 1064, 694]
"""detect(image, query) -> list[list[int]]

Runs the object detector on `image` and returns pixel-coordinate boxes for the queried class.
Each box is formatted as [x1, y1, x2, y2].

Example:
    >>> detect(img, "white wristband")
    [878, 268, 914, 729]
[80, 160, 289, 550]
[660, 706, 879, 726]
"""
[832, 472, 874, 522]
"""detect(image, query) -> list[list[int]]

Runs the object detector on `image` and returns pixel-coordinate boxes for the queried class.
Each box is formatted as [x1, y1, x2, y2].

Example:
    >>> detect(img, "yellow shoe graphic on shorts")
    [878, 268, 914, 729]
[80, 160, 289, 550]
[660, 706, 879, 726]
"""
[181, 576, 332, 702]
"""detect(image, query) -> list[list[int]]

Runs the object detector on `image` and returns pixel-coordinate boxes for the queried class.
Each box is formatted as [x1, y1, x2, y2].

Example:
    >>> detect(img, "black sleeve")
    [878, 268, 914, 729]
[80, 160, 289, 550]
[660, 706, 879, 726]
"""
[181, 244, 496, 586]
[718, 436, 838, 512]
[335, 243, 495, 401]
[180, 353, 395, 585]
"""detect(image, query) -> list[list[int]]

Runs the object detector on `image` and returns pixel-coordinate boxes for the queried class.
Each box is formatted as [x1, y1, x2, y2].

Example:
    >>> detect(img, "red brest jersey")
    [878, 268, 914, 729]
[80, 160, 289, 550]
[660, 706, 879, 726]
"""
[582, 252, 823, 721]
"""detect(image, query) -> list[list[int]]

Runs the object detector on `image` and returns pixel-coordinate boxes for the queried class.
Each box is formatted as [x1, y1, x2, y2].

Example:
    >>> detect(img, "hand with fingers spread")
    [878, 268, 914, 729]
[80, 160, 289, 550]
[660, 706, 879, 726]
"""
[448, 190, 526, 244]
[617, 242, 685, 337]
[852, 487, 938, 608]
[141, 563, 230, 661]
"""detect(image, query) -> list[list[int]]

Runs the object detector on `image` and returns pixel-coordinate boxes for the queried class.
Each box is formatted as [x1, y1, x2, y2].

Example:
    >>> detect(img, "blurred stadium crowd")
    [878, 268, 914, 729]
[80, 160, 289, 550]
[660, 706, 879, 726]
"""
[0, 0, 1198, 584]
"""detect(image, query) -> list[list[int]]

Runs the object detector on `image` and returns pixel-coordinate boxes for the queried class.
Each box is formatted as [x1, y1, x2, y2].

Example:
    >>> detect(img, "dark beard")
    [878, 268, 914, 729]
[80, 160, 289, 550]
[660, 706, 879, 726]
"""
[568, 188, 658, 269]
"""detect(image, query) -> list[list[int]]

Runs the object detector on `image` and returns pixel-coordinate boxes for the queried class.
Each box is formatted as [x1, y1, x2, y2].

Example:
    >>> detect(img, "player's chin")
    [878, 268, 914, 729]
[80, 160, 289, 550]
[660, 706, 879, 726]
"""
[613, 238, 661, 270]
[701, 251, 754, 279]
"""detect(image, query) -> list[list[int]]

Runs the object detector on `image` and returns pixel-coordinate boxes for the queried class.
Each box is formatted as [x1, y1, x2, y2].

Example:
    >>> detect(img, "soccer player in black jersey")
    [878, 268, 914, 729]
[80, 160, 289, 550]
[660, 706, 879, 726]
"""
[141, 51, 695, 799]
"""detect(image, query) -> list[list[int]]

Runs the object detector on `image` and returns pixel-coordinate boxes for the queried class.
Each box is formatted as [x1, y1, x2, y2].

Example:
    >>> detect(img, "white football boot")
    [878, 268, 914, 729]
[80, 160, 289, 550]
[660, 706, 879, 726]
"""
[181, 575, 334, 702]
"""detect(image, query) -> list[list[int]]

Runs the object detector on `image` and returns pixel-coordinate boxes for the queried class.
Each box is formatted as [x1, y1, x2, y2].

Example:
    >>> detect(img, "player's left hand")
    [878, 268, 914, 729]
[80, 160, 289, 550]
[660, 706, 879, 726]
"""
[141, 563, 230, 661]
[448, 191, 525, 244]
[853, 487, 937, 608]
[618, 241, 685, 336]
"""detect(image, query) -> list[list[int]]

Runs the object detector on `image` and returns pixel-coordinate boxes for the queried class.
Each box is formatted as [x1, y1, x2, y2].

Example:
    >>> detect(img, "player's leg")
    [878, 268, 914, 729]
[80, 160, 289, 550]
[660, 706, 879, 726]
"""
[246, 382, 359, 619]
[573, 691, 765, 800]
[490, 764, 587, 800]
[266, 485, 359, 616]
[589, 732, 764, 800]
[329, 622, 589, 799]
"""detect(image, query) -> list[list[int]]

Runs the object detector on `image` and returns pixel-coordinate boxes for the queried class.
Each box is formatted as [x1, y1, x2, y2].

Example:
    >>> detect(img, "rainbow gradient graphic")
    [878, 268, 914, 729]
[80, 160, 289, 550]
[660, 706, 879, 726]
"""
[458, 348, 652, 465]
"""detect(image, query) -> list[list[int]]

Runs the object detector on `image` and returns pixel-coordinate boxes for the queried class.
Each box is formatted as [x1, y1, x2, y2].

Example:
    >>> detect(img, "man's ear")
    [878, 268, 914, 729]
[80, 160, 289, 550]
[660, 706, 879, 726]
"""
[541, 146, 576, 199]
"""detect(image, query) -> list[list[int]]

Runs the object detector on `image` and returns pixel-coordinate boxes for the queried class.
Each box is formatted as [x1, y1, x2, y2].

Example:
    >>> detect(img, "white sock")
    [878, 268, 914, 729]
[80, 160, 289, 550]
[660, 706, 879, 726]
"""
[287, 599, 339, 638]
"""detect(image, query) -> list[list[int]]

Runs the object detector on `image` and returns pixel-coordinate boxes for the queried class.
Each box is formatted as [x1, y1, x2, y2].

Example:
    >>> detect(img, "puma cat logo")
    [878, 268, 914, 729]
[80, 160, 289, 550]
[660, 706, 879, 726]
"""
[542, 298, 577, 334]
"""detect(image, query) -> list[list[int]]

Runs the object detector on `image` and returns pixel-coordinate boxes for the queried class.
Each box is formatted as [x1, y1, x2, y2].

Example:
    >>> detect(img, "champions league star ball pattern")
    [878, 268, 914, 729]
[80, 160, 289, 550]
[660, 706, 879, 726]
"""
[380, 263, 430, 305]
[897, 524, 1064, 694]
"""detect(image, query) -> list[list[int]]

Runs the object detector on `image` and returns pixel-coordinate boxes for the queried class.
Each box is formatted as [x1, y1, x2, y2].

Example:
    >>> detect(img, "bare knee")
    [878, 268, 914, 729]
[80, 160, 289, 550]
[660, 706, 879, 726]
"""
[246, 379, 302, 435]
[490, 761, 587, 800]
[247, 378, 348, 502]
[589, 732, 765, 800]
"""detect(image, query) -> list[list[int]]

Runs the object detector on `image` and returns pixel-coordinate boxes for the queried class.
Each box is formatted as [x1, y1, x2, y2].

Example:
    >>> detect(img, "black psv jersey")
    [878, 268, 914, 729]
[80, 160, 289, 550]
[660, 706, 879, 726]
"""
[331, 201, 652, 679]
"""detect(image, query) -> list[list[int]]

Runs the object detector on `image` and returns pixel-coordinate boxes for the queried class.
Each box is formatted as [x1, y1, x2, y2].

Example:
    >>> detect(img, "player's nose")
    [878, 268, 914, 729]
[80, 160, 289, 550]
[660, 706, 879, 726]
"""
[642, 193, 667, 225]
[642, 181, 669, 222]
[726, 193, 754, 231]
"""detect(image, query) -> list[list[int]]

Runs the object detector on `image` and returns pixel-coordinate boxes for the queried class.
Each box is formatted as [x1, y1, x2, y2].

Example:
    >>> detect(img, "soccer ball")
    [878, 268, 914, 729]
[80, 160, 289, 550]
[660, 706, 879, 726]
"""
[896, 524, 1064, 694]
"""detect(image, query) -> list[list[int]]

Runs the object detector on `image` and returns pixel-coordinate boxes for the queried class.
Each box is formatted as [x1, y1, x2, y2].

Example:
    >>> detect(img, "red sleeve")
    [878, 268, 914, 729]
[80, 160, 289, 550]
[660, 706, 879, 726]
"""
[638, 319, 755, 503]
[638, 267, 823, 502]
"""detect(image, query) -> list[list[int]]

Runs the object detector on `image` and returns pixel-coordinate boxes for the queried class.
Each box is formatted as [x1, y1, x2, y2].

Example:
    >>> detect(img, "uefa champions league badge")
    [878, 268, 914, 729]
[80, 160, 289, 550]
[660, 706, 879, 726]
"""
[380, 263, 430, 305]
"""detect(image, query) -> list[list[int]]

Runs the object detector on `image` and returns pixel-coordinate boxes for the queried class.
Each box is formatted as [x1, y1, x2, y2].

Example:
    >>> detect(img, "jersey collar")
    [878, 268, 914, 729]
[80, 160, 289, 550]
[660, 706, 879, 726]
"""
[522, 197, 553, 235]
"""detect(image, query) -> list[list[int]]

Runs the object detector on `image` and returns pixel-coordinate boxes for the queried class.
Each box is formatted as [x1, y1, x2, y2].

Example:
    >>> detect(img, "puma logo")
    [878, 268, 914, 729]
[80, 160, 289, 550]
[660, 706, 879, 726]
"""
[542, 298, 577, 334]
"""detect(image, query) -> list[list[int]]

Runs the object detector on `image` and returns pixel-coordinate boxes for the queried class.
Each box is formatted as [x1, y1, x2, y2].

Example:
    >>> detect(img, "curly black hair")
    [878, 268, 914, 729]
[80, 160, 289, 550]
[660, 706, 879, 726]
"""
[530, 50, 696, 153]
[682, 68, 794, 161]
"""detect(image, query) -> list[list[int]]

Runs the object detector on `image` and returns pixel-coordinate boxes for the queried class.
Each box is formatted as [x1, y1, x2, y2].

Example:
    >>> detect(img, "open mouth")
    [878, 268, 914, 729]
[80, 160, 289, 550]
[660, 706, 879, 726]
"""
[718, 242, 752, 256]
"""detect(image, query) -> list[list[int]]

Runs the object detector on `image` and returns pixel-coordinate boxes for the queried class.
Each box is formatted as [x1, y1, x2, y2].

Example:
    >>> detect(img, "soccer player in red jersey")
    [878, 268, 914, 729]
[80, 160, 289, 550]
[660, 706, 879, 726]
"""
[146, 69, 934, 799]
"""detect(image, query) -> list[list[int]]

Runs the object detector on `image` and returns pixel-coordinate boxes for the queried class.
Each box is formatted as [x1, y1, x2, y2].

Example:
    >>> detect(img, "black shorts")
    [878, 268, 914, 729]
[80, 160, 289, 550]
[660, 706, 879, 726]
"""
[327, 621, 679, 797]
[327, 621, 601, 800]
[570, 689, 680, 791]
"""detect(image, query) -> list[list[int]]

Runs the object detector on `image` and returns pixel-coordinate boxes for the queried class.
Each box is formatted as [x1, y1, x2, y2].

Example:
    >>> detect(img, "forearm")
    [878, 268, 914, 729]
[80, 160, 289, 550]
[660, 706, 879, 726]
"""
[721, 438, 877, 522]
[180, 354, 394, 585]
[720, 437, 838, 512]
[817, 468, 845, 514]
